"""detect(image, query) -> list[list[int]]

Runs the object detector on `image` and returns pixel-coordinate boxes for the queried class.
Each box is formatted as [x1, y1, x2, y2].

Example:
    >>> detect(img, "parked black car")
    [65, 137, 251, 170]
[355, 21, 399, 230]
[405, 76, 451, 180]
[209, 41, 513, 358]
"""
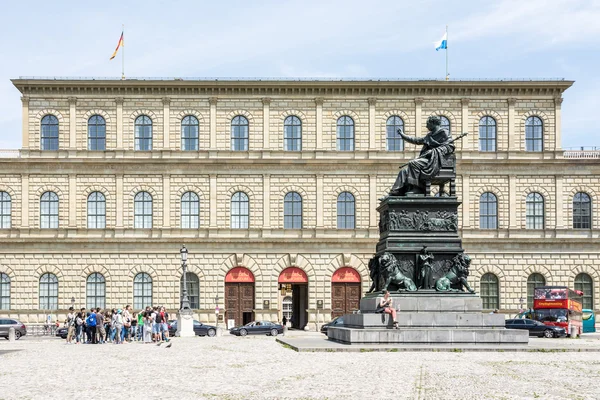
[505, 318, 567, 338]
[168, 320, 217, 337]
[320, 316, 344, 335]
[230, 321, 283, 337]
[56, 326, 68, 339]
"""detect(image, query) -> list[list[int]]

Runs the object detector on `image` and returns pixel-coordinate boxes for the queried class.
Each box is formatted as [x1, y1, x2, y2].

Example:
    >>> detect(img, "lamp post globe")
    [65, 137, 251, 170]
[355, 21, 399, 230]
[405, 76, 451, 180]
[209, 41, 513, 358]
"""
[176, 244, 194, 337]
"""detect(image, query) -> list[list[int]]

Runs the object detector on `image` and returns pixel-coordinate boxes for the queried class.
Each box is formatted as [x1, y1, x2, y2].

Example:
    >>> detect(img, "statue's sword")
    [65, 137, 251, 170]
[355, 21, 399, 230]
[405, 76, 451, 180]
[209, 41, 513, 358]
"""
[397, 132, 468, 169]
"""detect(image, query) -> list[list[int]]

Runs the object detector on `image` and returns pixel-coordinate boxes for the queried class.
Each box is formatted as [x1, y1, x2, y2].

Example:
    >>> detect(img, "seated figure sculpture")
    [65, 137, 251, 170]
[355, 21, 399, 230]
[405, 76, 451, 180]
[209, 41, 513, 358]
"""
[383, 115, 463, 199]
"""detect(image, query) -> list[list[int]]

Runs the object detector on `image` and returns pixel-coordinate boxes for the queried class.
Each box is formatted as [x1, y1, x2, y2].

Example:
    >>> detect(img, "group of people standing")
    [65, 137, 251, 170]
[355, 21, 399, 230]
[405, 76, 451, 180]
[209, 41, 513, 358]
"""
[64, 305, 170, 344]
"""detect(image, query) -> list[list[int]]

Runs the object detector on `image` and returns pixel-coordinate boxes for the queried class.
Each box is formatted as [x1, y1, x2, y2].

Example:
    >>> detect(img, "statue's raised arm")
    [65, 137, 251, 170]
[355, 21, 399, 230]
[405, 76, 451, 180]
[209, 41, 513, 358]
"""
[397, 128, 425, 146]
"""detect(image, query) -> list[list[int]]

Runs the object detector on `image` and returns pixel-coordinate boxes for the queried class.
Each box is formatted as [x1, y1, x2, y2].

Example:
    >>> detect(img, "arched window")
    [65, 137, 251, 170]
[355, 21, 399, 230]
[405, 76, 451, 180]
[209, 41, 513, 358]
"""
[0, 273, 10, 310]
[386, 116, 404, 151]
[41, 115, 59, 150]
[231, 116, 249, 151]
[337, 192, 355, 229]
[284, 192, 302, 229]
[573, 192, 592, 229]
[575, 273, 594, 309]
[479, 116, 496, 152]
[231, 192, 249, 229]
[479, 192, 498, 229]
[87, 192, 106, 229]
[525, 116, 543, 152]
[86, 273, 106, 309]
[0, 191, 11, 229]
[440, 116, 451, 134]
[480, 273, 499, 309]
[282, 296, 292, 320]
[40, 191, 59, 229]
[180, 272, 199, 309]
[181, 115, 199, 151]
[284, 116, 302, 151]
[88, 115, 106, 151]
[337, 116, 354, 151]
[181, 191, 199, 229]
[526, 192, 544, 229]
[133, 273, 152, 309]
[527, 273, 546, 308]
[135, 115, 153, 151]
[39, 273, 58, 310]
[134, 192, 153, 229]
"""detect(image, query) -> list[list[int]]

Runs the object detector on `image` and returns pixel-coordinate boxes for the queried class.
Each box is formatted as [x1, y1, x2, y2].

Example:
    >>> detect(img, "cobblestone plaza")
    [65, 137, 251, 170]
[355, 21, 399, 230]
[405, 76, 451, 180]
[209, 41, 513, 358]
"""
[0, 78, 598, 328]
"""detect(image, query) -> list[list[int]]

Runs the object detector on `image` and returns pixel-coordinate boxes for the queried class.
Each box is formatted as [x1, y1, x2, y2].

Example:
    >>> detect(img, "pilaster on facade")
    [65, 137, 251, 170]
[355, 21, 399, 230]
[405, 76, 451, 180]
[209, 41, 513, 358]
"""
[209, 174, 217, 228]
[368, 98, 377, 150]
[162, 97, 171, 150]
[21, 174, 29, 228]
[68, 174, 77, 228]
[163, 174, 171, 228]
[414, 98, 424, 137]
[115, 98, 124, 150]
[555, 175, 564, 229]
[508, 175, 517, 229]
[209, 97, 218, 150]
[262, 98, 271, 150]
[315, 98, 324, 150]
[316, 174, 324, 228]
[507, 98, 517, 152]
[369, 174, 377, 228]
[554, 97, 563, 152]
[461, 174, 471, 228]
[115, 174, 123, 228]
[460, 98, 470, 150]
[263, 174, 271, 228]
[21, 96, 29, 149]
[68, 97, 77, 150]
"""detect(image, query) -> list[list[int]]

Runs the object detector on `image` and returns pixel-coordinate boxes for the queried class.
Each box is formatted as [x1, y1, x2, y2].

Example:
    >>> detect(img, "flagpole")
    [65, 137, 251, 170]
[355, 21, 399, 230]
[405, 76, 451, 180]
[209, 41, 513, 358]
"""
[122, 24, 125, 80]
[445, 25, 449, 81]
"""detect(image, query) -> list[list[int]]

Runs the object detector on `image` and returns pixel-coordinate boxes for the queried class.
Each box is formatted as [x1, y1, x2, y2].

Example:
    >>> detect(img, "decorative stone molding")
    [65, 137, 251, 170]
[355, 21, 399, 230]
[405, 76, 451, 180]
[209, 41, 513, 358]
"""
[0, 265, 15, 280]
[226, 109, 254, 122]
[261, 97, 271, 105]
[428, 110, 457, 126]
[414, 97, 424, 106]
[461, 98, 470, 106]
[208, 97, 218, 105]
[81, 185, 111, 201]
[129, 109, 157, 122]
[128, 265, 158, 280]
[367, 97, 377, 106]
[80, 265, 112, 280]
[34, 265, 64, 280]
[523, 265, 554, 284]
[114, 97, 124, 105]
[176, 109, 205, 123]
[218, 254, 262, 281]
[273, 254, 315, 281]
[129, 185, 159, 200]
[68, 97, 78, 106]
[21, 96, 30, 105]
[279, 109, 307, 122]
[314, 97, 324, 106]
[161, 97, 171, 106]
[507, 98, 517, 106]
[570, 265, 600, 283]
[554, 97, 564, 106]
[174, 185, 206, 200]
[35, 109, 65, 123]
[82, 109, 112, 124]
[325, 254, 368, 280]
[225, 184, 255, 198]
[332, 109, 360, 125]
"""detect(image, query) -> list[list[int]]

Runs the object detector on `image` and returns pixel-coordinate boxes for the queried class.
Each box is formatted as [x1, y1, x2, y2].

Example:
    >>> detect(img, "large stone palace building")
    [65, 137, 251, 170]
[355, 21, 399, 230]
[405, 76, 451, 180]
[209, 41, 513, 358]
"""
[0, 77, 598, 329]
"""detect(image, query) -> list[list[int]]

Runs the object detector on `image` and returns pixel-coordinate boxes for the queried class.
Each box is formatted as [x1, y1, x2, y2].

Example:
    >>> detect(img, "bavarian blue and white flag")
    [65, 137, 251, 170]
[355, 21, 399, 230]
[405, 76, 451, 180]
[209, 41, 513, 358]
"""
[435, 32, 448, 51]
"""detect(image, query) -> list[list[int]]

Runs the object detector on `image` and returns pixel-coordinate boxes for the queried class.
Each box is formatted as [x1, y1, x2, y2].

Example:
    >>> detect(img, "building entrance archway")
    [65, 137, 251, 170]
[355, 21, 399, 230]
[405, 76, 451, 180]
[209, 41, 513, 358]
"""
[279, 267, 308, 329]
[225, 267, 255, 327]
[331, 267, 361, 318]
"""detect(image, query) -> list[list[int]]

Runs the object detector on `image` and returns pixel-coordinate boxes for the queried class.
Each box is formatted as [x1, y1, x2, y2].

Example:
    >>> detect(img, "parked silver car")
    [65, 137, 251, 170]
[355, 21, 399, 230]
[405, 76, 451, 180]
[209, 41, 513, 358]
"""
[0, 318, 27, 340]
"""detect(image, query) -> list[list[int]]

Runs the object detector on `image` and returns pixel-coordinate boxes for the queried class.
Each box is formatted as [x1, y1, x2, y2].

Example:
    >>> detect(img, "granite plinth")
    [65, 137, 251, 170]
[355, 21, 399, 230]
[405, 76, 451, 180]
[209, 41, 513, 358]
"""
[342, 312, 505, 329]
[360, 292, 482, 313]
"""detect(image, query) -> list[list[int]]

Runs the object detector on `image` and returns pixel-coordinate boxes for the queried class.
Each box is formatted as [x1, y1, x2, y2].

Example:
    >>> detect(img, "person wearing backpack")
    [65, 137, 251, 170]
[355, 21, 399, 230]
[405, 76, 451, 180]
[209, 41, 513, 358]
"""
[87, 308, 97, 344]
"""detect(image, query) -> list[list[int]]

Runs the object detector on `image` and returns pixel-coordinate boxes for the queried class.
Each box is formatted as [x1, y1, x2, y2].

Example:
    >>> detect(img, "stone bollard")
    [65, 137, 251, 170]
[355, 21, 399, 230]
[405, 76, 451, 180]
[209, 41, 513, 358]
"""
[282, 325, 288, 336]
[8, 327, 15, 342]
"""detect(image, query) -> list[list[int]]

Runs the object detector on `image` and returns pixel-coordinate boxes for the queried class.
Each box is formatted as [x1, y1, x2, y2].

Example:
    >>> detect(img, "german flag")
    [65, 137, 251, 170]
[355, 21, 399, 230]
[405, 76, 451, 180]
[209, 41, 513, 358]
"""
[110, 31, 124, 60]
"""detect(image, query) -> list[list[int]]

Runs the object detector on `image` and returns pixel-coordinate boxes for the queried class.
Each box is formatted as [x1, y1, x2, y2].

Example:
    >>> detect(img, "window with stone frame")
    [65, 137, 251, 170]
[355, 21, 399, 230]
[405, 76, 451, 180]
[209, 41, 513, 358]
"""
[479, 192, 498, 229]
[478, 116, 497, 152]
[284, 116, 302, 151]
[480, 273, 499, 309]
[439, 116, 451, 135]
[40, 191, 59, 229]
[282, 296, 292, 320]
[88, 115, 106, 151]
[575, 273, 594, 310]
[87, 192, 106, 229]
[0, 273, 10, 310]
[337, 192, 355, 229]
[134, 192, 153, 229]
[231, 191, 249, 229]
[133, 273, 152, 309]
[527, 273, 546, 308]
[180, 272, 200, 309]
[134, 115, 153, 151]
[336, 116, 354, 151]
[283, 192, 302, 229]
[41, 115, 59, 151]
[181, 115, 199, 151]
[181, 191, 200, 229]
[86, 273, 106, 309]
[0, 191, 11, 229]
[525, 116, 543, 152]
[573, 192, 592, 229]
[386, 116, 404, 151]
[231, 116, 249, 151]
[39, 273, 58, 310]
[525, 192, 544, 229]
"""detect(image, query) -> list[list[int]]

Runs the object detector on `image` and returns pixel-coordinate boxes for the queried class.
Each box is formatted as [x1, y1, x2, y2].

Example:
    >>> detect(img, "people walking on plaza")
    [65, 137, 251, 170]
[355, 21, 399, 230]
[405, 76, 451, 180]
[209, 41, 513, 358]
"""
[88, 308, 98, 344]
[75, 312, 84, 343]
[160, 306, 170, 342]
[122, 305, 132, 342]
[377, 291, 399, 329]
[65, 307, 75, 344]
[130, 312, 138, 341]
[143, 307, 153, 343]
[137, 311, 144, 341]
[112, 309, 123, 344]
[154, 306, 165, 342]
[96, 309, 105, 344]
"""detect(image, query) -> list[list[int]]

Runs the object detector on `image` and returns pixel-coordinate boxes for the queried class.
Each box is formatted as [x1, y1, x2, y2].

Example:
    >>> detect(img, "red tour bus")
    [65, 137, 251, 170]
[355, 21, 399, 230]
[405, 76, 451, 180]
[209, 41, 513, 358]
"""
[533, 286, 583, 336]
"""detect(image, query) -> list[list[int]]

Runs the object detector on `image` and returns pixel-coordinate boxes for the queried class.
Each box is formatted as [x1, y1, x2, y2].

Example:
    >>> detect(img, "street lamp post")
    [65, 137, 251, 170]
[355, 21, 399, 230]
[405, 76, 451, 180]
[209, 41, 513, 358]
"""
[176, 245, 194, 337]
[519, 296, 524, 313]
[214, 295, 220, 330]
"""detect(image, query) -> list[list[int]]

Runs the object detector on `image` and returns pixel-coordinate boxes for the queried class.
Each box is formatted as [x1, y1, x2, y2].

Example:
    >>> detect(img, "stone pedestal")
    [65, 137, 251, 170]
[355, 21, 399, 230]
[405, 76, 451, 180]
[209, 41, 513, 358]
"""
[327, 293, 528, 345]
[176, 310, 195, 337]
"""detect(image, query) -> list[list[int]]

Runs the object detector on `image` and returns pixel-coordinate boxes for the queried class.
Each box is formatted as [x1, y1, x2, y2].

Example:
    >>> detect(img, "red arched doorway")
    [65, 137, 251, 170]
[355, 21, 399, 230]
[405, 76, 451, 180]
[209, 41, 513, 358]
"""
[331, 267, 361, 318]
[279, 267, 308, 329]
[225, 267, 255, 327]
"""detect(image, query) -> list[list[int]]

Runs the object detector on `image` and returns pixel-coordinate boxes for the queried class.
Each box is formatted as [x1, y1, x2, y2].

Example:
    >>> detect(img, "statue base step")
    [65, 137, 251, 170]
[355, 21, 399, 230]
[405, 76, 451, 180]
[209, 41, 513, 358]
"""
[342, 312, 504, 329]
[360, 291, 481, 313]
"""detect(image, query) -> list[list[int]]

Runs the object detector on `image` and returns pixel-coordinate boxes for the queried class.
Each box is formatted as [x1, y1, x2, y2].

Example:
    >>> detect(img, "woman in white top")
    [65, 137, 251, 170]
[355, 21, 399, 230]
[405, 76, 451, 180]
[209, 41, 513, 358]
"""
[378, 291, 399, 329]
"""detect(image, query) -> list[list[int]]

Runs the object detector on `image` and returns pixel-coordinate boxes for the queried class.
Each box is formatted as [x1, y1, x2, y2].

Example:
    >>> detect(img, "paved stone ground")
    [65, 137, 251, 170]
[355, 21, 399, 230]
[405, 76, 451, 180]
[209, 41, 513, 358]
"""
[1, 332, 600, 399]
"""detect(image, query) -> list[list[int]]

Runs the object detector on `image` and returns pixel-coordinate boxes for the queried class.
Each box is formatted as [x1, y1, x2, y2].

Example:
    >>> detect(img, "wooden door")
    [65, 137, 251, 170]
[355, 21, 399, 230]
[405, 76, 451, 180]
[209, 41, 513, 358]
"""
[225, 282, 255, 326]
[331, 283, 361, 318]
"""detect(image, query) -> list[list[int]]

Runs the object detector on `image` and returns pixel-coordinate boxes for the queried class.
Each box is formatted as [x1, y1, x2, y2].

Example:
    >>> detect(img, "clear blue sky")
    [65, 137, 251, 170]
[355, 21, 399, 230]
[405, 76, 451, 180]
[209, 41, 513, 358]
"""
[0, 0, 598, 149]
